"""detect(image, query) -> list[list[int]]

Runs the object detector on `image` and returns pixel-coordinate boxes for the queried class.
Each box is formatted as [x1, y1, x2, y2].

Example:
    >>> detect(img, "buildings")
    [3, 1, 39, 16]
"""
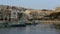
[0, 5, 24, 22]
[24, 9, 54, 20]
[0, 5, 60, 23]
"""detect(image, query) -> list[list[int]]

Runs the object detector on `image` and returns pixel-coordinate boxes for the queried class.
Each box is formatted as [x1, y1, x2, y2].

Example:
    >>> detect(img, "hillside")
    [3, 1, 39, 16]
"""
[0, 5, 28, 11]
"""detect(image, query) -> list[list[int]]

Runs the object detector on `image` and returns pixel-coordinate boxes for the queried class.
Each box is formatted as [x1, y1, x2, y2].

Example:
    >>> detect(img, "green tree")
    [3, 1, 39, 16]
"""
[18, 13, 23, 20]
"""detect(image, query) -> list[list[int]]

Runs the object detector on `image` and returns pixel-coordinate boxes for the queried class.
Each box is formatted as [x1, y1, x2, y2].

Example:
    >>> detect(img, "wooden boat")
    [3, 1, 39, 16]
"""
[25, 20, 38, 25]
[9, 23, 26, 27]
[8, 21, 26, 27]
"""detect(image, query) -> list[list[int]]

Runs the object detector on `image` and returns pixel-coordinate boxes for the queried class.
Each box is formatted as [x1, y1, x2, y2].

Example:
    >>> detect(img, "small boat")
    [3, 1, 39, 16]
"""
[9, 21, 26, 27]
[0, 22, 9, 27]
[25, 20, 38, 25]
[10, 23, 26, 27]
[0, 21, 26, 27]
[8, 17, 27, 27]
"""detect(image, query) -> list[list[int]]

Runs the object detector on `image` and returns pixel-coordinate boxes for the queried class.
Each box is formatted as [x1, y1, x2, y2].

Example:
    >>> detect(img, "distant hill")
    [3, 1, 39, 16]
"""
[0, 5, 28, 11]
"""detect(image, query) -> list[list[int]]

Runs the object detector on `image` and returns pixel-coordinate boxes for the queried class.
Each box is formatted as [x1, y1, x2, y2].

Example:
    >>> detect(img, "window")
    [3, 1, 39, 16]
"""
[13, 12, 16, 15]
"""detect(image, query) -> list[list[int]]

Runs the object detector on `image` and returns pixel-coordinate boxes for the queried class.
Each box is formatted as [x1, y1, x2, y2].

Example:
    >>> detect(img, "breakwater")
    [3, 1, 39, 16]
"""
[38, 20, 60, 24]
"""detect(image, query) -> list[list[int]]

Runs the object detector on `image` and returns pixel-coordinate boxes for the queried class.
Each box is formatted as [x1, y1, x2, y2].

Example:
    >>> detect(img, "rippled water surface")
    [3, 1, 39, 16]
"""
[0, 24, 60, 34]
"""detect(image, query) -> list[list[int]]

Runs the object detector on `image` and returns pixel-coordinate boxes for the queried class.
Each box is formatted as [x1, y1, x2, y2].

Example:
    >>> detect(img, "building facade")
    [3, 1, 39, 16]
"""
[0, 8, 24, 22]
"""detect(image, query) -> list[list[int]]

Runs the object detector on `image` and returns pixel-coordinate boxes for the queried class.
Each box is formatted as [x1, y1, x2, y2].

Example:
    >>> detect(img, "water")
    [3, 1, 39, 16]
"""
[0, 24, 60, 34]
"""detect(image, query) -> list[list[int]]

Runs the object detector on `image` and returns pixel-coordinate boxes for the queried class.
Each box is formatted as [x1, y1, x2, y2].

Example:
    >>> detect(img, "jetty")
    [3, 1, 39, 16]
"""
[38, 20, 60, 24]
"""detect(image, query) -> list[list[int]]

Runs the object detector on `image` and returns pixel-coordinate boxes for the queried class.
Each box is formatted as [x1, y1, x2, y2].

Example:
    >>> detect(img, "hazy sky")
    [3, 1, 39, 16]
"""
[0, 0, 60, 10]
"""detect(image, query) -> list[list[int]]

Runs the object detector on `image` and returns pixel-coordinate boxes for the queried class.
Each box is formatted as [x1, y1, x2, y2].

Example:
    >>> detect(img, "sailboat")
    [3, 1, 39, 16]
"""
[10, 17, 26, 27]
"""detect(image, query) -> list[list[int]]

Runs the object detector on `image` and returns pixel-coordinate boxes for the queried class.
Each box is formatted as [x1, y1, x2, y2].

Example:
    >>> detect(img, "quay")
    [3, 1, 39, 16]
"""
[36, 20, 60, 24]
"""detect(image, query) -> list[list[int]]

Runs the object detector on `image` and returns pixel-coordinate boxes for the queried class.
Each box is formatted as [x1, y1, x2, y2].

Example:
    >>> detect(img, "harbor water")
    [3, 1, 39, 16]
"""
[0, 24, 60, 34]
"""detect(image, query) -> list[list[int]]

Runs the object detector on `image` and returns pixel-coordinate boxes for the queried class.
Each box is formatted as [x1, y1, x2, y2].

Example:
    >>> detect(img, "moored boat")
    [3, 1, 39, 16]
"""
[9, 23, 26, 27]
[9, 20, 26, 27]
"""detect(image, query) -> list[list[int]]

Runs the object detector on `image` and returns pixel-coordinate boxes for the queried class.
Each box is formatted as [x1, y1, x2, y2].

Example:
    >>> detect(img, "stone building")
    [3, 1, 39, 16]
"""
[3, 9, 11, 22]
[24, 10, 54, 20]
[7, 9, 23, 22]
[0, 5, 26, 23]
[0, 8, 3, 21]
[23, 10, 54, 23]
[55, 7, 60, 12]
[0, 7, 24, 22]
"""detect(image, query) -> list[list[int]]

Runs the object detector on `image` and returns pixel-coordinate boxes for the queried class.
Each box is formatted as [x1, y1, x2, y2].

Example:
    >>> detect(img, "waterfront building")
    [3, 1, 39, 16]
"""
[0, 7, 24, 22]
[55, 7, 60, 12]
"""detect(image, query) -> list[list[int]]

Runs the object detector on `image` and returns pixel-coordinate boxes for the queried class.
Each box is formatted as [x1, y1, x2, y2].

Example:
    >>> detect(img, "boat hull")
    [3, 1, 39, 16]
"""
[10, 24, 26, 27]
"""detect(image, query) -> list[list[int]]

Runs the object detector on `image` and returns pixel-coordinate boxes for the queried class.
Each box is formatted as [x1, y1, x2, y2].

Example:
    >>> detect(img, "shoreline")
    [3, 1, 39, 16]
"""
[37, 20, 60, 24]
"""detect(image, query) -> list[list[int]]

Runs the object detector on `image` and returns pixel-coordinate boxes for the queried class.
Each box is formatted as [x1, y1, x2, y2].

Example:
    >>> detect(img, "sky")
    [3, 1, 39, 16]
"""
[0, 0, 60, 10]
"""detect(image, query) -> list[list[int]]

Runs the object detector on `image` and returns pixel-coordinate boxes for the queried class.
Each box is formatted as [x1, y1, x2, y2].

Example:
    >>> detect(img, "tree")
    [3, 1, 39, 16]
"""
[18, 13, 23, 20]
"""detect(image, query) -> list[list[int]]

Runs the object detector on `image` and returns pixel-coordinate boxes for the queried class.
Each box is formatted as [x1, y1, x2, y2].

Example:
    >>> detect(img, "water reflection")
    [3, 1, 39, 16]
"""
[0, 24, 60, 34]
[52, 27, 60, 34]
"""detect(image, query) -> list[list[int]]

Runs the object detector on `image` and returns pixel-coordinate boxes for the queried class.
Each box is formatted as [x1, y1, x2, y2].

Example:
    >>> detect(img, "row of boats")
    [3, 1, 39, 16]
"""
[0, 21, 38, 27]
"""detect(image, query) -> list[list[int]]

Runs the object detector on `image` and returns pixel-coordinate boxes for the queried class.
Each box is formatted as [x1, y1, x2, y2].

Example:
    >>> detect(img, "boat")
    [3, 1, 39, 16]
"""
[25, 20, 38, 25]
[0, 22, 9, 27]
[8, 22, 26, 27]
[9, 23, 26, 27]
[8, 17, 27, 27]
[0, 19, 26, 27]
